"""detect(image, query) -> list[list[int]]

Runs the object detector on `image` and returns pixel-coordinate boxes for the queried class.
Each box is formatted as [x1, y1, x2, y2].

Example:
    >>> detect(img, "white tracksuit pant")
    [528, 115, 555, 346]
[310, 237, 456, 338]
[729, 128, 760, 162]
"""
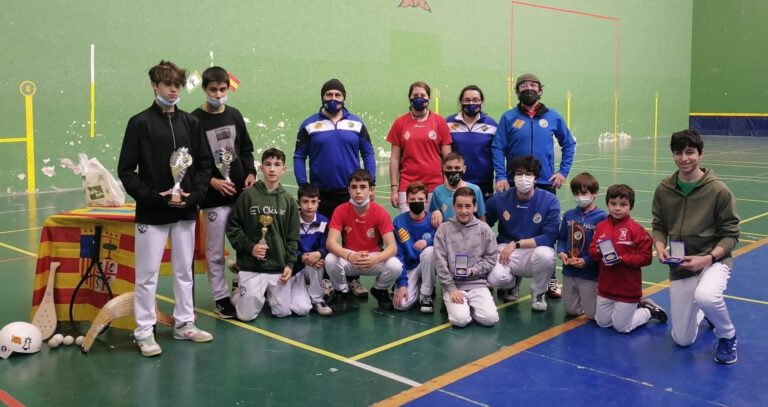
[394, 247, 436, 311]
[289, 266, 325, 316]
[443, 287, 499, 328]
[669, 262, 736, 345]
[488, 246, 555, 295]
[596, 296, 651, 333]
[232, 271, 292, 321]
[325, 252, 402, 292]
[203, 205, 231, 301]
[134, 220, 196, 340]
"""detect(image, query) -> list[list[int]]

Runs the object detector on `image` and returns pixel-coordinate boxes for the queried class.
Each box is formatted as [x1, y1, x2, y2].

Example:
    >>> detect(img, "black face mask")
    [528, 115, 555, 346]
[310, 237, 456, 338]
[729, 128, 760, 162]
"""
[408, 201, 425, 214]
[445, 171, 463, 187]
[518, 90, 540, 106]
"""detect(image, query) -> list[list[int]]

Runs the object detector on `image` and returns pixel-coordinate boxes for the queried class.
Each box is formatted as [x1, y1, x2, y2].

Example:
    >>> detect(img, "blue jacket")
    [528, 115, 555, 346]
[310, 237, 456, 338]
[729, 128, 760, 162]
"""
[393, 212, 436, 287]
[557, 206, 607, 281]
[446, 112, 497, 186]
[486, 188, 560, 247]
[294, 213, 329, 272]
[492, 104, 576, 187]
[293, 108, 376, 190]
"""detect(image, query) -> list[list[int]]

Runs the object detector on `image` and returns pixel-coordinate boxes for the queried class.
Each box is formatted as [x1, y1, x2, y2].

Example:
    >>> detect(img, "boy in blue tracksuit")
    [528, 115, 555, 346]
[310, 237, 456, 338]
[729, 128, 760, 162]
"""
[486, 156, 560, 312]
[292, 184, 332, 317]
[557, 172, 607, 319]
[392, 182, 437, 314]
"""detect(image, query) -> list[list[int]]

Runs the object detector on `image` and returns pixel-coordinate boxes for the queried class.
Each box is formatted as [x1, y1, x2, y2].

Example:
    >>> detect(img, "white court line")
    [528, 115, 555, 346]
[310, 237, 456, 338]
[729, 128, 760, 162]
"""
[0, 206, 55, 214]
[436, 389, 490, 407]
[345, 359, 422, 387]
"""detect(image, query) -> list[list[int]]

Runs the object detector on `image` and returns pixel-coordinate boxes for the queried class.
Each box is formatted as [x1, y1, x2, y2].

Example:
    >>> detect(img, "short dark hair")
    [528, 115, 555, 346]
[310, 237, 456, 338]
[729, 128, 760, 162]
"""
[261, 148, 286, 164]
[148, 60, 186, 87]
[405, 181, 428, 198]
[670, 129, 704, 154]
[510, 156, 541, 179]
[605, 184, 635, 209]
[408, 81, 431, 98]
[570, 172, 599, 194]
[202, 66, 230, 88]
[298, 183, 320, 200]
[458, 85, 485, 104]
[453, 186, 476, 205]
[442, 151, 464, 165]
[348, 169, 373, 187]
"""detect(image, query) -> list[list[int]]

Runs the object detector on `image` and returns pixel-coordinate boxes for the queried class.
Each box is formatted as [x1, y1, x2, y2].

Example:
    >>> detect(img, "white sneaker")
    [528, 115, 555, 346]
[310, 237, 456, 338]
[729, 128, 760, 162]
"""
[314, 301, 333, 317]
[173, 322, 213, 342]
[136, 334, 162, 357]
[531, 292, 548, 312]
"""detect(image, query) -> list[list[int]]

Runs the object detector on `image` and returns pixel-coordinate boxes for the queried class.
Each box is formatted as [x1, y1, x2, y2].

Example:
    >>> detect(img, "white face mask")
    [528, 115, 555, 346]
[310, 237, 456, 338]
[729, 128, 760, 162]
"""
[349, 197, 370, 208]
[514, 175, 535, 194]
[574, 194, 594, 208]
[156, 94, 179, 107]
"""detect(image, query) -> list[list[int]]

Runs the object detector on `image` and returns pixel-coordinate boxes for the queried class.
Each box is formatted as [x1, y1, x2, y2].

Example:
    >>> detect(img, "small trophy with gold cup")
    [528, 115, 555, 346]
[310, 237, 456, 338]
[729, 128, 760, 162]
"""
[169, 147, 193, 203]
[256, 215, 273, 260]
[214, 147, 235, 183]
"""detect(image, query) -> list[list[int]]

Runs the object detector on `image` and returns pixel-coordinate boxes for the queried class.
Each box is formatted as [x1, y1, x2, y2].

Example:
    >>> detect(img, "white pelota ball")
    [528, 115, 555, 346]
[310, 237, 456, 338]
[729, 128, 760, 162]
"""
[62, 335, 75, 346]
[52, 333, 64, 342]
[48, 337, 62, 348]
[75, 336, 85, 346]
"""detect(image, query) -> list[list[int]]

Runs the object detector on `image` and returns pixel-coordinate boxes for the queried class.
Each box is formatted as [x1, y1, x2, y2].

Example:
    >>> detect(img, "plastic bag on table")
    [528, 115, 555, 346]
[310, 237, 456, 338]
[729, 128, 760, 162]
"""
[78, 153, 125, 207]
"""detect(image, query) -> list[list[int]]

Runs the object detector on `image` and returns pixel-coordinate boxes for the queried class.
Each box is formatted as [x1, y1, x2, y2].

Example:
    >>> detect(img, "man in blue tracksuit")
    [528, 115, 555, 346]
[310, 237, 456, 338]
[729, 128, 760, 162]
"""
[293, 79, 376, 298]
[492, 73, 576, 298]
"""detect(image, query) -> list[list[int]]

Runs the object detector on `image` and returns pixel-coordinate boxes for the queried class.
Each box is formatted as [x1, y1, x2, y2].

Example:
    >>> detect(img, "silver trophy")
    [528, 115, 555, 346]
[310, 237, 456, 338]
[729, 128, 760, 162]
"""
[214, 147, 235, 182]
[169, 147, 193, 203]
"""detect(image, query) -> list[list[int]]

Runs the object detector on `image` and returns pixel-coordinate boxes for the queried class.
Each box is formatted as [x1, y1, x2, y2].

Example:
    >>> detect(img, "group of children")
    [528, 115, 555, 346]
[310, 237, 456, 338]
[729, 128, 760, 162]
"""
[119, 61, 739, 366]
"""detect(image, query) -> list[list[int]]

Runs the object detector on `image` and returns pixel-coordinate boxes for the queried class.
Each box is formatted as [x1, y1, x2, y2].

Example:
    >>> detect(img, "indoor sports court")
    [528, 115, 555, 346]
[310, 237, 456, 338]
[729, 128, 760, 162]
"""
[2, 1, 767, 406]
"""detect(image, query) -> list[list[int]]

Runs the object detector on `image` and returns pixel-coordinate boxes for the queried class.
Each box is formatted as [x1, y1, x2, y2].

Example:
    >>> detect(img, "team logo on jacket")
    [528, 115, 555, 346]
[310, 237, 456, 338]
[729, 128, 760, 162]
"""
[344, 226, 353, 234]
[619, 228, 628, 240]
[503, 210, 511, 221]
[441, 203, 448, 213]
[450, 123, 460, 130]
[422, 232, 432, 241]
[137, 224, 148, 234]
[513, 119, 525, 129]
[538, 119, 548, 128]
[348, 122, 355, 128]
[404, 131, 411, 140]
[207, 211, 218, 222]
[397, 228, 411, 243]
[481, 125, 488, 131]
[532, 213, 542, 224]
[367, 228, 376, 238]
[314, 122, 323, 129]
[428, 130, 437, 140]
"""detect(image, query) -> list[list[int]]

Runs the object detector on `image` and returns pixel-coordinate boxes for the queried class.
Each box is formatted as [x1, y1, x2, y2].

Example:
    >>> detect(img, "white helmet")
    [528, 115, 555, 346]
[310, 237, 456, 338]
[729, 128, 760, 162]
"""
[0, 322, 43, 359]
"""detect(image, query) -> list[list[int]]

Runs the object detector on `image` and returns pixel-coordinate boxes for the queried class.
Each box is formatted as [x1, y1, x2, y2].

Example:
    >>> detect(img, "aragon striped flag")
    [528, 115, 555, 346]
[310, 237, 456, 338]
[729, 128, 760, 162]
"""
[228, 72, 241, 92]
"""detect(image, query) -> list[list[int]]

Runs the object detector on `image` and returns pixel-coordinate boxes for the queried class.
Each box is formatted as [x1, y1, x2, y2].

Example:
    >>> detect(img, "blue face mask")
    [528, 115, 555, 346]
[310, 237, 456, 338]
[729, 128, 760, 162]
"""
[462, 103, 481, 117]
[156, 94, 179, 108]
[323, 99, 344, 115]
[206, 94, 228, 108]
[410, 97, 429, 112]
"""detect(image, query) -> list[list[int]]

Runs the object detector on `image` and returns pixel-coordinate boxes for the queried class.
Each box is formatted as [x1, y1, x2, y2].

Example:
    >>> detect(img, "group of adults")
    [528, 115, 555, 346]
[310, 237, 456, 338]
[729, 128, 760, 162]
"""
[293, 74, 576, 298]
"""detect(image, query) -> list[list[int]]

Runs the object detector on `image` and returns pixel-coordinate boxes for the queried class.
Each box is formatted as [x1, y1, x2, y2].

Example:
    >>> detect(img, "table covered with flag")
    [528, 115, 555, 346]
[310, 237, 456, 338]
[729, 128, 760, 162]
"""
[32, 204, 212, 327]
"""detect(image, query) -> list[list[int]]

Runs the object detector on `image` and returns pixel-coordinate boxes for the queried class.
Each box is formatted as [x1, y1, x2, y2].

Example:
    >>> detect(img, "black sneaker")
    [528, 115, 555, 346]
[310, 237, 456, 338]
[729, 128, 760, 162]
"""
[419, 294, 434, 314]
[215, 297, 237, 319]
[370, 287, 394, 310]
[638, 298, 668, 323]
[327, 290, 349, 313]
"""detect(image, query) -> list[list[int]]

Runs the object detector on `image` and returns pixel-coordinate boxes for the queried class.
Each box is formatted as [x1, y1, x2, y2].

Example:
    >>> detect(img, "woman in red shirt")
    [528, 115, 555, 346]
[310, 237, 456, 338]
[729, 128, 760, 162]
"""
[387, 81, 452, 212]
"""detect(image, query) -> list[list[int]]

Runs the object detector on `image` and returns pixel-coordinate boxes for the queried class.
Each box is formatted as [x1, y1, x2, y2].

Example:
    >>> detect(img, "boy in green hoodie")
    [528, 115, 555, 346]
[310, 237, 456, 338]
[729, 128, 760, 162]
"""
[652, 129, 740, 364]
[227, 148, 300, 321]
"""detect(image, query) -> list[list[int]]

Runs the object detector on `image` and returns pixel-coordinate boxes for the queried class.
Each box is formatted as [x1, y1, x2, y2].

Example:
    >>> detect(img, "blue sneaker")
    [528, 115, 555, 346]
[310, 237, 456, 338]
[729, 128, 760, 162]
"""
[714, 336, 737, 364]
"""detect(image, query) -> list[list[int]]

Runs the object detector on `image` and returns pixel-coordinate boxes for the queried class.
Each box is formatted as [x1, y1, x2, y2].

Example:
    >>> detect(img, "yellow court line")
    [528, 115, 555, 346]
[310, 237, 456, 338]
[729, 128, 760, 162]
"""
[740, 211, 768, 224]
[0, 241, 37, 257]
[350, 323, 451, 361]
[155, 294, 350, 363]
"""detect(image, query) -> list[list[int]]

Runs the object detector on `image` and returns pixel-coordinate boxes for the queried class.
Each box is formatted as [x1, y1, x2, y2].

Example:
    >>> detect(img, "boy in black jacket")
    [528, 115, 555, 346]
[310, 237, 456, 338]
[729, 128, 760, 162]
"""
[117, 60, 214, 357]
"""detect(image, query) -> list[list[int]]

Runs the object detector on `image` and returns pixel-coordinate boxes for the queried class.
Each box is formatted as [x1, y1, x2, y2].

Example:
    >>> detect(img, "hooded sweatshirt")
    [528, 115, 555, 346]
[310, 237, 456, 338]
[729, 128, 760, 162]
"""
[651, 168, 740, 280]
[227, 180, 299, 274]
[434, 216, 498, 293]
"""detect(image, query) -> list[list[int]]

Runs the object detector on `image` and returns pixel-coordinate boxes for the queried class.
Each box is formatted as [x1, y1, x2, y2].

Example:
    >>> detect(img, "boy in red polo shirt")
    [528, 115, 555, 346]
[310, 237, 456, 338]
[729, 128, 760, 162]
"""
[325, 169, 402, 311]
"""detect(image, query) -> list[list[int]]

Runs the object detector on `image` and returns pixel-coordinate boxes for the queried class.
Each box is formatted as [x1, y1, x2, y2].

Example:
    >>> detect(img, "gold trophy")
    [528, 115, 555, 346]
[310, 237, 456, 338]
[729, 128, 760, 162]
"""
[214, 147, 235, 183]
[257, 215, 273, 259]
[169, 147, 193, 203]
[569, 222, 586, 258]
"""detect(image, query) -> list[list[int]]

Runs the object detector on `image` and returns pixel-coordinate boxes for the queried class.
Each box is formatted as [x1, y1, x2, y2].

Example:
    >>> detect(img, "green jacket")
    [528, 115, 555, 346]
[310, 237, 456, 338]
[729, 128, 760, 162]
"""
[651, 168, 740, 280]
[227, 180, 299, 274]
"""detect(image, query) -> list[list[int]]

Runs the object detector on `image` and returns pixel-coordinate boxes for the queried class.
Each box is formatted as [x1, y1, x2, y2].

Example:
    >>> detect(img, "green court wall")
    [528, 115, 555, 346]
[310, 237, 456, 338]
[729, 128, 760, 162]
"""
[0, 0, 692, 193]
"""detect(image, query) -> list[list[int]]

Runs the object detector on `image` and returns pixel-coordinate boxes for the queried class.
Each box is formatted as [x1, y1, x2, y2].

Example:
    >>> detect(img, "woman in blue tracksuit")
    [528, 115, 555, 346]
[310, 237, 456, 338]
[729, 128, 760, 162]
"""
[446, 85, 498, 200]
